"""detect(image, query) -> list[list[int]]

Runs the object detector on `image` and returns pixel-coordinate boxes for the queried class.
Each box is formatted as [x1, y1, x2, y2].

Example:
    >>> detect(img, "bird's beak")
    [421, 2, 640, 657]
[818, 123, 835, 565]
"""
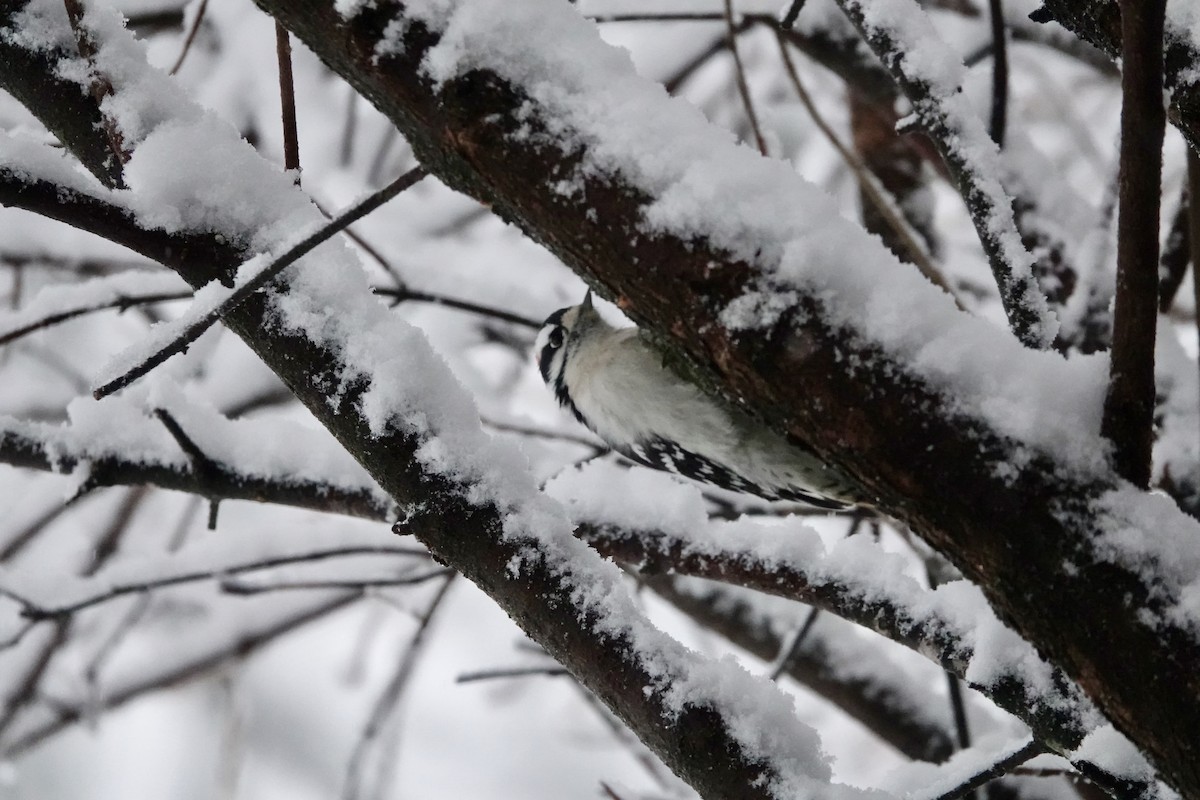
[581, 289, 594, 311]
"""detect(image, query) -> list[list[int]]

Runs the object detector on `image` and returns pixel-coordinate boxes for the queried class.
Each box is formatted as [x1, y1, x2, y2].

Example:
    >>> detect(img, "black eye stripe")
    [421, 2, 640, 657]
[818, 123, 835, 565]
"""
[537, 329, 562, 381]
[542, 307, 569, 329]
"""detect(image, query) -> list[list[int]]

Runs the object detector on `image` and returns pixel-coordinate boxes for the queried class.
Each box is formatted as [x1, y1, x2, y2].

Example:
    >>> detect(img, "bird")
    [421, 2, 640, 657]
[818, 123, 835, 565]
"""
[534, 292, 858, 509]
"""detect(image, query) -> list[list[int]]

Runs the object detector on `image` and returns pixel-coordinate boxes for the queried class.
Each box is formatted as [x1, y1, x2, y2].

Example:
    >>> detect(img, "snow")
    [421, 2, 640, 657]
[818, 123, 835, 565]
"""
[0, 3, 900, 794]
[2, 0, 1198, 794]
[0, 387, 386, 505]
[1071, 725, 1165, 793]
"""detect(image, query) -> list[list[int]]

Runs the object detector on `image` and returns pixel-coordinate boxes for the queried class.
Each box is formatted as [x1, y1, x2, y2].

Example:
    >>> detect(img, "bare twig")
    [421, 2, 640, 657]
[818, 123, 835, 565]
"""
[154, 409, 223, 528]
[342, 574, 455, 800]
[221, 566, 452, 595]
[275, 20, 301, 183]
[767, 607, 820, 680]
[340, 85, 358, 167]
[1189, 149, 1200, 463]
[81, 485, 149, 576]
[1100, 0, 1167, 488]
[371, 287, 540, 329]
[480, 416, 604, 450]
[455, 665, 571, 683]
[10, 545, 429, 620]
[169, 0, 210, 75]
[0, 619, 69, 741]
[92, 166, 427, 399]
[0, 290, 191, 347]
[987, 0, 1008, 147]
[0, 499, 72, 563]
[722, 0, 768, 156]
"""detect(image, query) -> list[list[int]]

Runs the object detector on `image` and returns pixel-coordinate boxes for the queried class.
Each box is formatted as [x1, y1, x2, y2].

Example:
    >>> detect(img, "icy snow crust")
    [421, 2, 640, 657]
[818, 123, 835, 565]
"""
[0, 2, 891, 796]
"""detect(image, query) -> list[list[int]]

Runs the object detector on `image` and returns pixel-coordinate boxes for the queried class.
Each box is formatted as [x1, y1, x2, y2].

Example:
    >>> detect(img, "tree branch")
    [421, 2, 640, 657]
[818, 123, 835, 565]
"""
[1100, 0, 1167, 488]
[834, 0, 1055, 348]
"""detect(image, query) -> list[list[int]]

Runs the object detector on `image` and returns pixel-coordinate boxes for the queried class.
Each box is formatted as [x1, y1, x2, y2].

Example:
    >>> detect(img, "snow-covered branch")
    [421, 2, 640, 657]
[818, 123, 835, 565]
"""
[0, 4, 881, 797]
[239, 1, 1200, 795]
[834, 0, 1056, 348]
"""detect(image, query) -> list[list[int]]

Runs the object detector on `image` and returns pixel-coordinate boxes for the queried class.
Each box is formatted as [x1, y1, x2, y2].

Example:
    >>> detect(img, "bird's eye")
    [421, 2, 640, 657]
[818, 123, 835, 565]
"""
[548, 327, 565, 348]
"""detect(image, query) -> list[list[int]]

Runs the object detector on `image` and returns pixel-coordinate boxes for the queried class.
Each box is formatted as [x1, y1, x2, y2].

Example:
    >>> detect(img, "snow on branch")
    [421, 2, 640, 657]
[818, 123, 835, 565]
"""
[0, 4, 886, 797]
[834, 0, 1056, 348]
[0, 392, 391, 519]
[234, 1, 1200, 791]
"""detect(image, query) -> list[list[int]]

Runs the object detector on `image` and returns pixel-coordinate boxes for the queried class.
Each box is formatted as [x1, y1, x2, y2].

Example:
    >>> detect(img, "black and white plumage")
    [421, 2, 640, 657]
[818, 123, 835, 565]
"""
[535, 293, 857, 509]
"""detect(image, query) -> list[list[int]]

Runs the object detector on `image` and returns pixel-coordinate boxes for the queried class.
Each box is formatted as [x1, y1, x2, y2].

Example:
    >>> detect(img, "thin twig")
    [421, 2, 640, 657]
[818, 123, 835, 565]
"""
[0, 619, 70, 741]
[168, 0, 209, 75]
[480, 416, 604, 449]
[10, 545, 430, 620]
[3, 594, 359, 757]
[371, 286, 540, 328]
[342, 574, 455, 800]
[767, 607, 820, 680]
[221, 567, 452, 595]
[154, 409, 223, 528]
[987, 0, 1008, 147]
[0, 291, 191, 347]
[92, 166, 427, 399]
[722, 0, 768, 156]
[0, 500, 73, 563]
[275, 21, 301, 184]
[1100, 0, 1167, 488]
[775, 34, 960, 303]
[81, 485, 149, 577]
[455, 665, 572, 683]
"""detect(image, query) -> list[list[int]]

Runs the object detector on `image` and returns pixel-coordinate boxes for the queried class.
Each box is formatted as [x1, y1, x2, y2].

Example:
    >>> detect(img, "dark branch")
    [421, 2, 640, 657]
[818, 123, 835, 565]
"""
[987, 0, 1008, 146]
[275, 20, 301, 182]
[12, 545, 429, 620]
[1100, 0, 1167, 488]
